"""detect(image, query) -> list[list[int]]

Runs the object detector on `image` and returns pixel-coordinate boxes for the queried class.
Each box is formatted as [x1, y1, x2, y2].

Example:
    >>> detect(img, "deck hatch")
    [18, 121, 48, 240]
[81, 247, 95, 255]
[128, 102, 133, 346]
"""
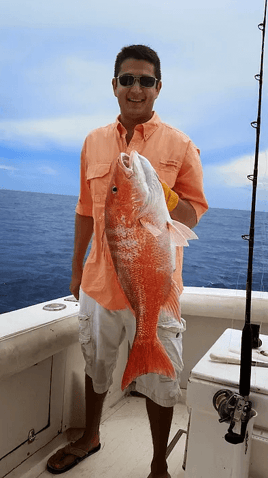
[0, 357, 52, 462]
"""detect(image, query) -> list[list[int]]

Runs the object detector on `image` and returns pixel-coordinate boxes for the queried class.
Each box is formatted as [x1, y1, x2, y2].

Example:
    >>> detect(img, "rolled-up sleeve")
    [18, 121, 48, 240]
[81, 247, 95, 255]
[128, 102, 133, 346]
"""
[173, 141, 208, 222]
[75, 141, 93, 217]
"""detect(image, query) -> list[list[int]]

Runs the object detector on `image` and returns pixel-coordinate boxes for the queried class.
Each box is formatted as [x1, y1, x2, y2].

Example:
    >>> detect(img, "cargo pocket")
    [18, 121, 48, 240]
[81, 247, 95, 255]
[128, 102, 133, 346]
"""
[78, 291, 96, 365]
[157, 317, 186, 381]
[78, 314, 95, 367]
[78, 314, 92, 345]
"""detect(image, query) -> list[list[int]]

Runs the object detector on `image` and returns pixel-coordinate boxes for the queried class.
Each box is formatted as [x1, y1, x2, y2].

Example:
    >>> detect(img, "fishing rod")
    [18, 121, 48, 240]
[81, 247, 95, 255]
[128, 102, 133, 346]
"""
[213, 0, 267, 444]
[240, 0, 267, 399]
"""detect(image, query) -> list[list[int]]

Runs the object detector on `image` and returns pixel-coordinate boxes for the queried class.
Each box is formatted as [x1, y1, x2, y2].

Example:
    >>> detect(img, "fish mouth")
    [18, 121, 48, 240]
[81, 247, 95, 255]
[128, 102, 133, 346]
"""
[119, 151, 149, 196]
[119, 152, 135, 178]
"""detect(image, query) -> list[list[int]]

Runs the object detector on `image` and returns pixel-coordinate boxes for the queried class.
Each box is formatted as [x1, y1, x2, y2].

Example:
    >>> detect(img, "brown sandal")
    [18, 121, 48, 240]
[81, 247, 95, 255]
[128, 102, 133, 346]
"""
[47, 442, 101, 474]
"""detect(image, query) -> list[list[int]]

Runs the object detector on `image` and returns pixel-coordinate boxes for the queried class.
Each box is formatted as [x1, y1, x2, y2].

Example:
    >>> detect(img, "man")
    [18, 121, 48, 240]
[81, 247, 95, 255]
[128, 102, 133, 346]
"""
[47, 44, 208, 477]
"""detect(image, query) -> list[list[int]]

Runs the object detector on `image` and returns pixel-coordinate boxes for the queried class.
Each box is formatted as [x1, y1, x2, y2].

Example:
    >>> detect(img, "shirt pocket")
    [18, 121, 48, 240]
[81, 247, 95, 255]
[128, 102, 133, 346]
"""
[86, 162, 114, 264]
[87, 163, 113, 204]
[155, 159, 182, 188]
[87, 163, 113, 223]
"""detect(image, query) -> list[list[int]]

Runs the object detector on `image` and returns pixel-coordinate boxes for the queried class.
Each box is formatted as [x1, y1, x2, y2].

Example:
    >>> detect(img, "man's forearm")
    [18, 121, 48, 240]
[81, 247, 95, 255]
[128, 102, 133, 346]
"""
[72, 213, 94, 267]
[170, 199, 197, 229]
[70, 213, 94, 299]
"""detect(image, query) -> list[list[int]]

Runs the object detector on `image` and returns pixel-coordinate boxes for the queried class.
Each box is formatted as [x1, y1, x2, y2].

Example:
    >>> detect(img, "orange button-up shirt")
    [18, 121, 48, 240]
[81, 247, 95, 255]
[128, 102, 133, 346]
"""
[76, 112, 208, 310]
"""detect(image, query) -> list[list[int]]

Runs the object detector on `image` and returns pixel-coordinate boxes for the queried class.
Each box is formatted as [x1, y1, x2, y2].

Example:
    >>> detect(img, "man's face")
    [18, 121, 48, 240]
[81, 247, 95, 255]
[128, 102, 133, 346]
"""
[112, 59, 162, 127]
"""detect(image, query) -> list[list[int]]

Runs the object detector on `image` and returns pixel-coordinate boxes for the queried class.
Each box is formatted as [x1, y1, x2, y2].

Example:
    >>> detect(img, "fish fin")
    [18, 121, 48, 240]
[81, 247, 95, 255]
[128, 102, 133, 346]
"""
[139, 218, 162, 237]
[167, 220, 198, 247]
[121, 339, 176, 391]
[161, 280, 181, 322]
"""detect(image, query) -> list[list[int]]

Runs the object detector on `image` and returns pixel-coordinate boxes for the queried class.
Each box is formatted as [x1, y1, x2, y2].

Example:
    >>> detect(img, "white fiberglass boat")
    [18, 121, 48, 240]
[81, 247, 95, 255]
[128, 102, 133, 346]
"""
[1, 287, 267, 478]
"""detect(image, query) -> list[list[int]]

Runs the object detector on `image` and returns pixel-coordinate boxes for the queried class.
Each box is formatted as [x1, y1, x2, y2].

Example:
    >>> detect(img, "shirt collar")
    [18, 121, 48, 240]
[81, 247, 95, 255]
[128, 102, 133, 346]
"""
[115, 112, 160, 140]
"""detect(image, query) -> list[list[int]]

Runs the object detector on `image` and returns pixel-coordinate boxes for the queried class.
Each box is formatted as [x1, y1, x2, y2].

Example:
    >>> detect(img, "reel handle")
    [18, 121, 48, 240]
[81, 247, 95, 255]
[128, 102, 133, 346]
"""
[225, 419, 248, 444]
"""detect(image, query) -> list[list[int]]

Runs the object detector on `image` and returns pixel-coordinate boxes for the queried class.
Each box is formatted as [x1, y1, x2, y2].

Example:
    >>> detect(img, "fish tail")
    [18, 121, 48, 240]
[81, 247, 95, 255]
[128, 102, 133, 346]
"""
[121, 339, 176, 391]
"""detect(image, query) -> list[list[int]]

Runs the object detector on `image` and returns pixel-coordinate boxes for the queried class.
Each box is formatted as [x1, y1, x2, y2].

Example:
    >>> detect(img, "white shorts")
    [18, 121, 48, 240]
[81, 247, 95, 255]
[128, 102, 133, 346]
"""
[78, 288, 186, 407]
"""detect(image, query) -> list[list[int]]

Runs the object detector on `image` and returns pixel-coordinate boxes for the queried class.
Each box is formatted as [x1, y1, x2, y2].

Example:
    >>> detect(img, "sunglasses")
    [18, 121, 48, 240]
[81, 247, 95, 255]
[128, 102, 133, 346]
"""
[116, 75, 158, 88]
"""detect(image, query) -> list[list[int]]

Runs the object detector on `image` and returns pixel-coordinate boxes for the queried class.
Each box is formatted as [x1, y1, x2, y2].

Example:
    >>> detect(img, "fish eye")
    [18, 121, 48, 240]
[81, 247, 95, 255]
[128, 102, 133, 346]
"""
[112, 186, 117, 193]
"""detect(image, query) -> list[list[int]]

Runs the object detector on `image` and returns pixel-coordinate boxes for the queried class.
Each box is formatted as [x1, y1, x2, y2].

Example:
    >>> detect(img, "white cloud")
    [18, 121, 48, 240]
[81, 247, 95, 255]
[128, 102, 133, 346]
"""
[26, 57, 114, 109]
[38, 166, 58, 175]
[0, 114, 116, 148]
[0, 164, 18, 171]
[204, 150, 268, 189]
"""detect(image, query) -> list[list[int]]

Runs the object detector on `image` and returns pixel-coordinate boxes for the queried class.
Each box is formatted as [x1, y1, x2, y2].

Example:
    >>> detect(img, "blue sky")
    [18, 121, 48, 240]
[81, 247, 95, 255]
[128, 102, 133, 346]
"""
[1, 0, 268, 210]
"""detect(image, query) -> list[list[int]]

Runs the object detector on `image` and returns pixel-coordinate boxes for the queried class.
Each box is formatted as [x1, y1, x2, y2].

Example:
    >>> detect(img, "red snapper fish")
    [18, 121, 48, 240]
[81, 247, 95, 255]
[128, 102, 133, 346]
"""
[105, 151, 197, 390]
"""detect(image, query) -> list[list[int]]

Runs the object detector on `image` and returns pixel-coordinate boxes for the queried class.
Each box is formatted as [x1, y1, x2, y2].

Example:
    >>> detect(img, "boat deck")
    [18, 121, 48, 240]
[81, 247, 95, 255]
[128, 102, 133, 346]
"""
[15, 395, 188, 478]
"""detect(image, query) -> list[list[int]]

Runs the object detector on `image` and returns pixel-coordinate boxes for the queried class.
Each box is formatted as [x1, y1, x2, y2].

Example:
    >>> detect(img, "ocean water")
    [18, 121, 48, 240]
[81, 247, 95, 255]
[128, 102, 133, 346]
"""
[0, 189, 267, 314]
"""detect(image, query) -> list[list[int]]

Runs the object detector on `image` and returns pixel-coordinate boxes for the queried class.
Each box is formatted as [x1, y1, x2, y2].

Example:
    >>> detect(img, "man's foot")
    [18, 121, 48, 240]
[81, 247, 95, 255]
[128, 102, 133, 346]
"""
[47, 434, 100, 474]
[148, 458, 170, 478]
[147, 473, 171, 478]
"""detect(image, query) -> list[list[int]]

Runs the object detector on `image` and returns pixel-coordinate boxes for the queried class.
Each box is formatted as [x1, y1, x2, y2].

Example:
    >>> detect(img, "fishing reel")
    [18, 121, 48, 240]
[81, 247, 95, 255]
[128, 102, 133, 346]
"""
[213, 390, 252, 444]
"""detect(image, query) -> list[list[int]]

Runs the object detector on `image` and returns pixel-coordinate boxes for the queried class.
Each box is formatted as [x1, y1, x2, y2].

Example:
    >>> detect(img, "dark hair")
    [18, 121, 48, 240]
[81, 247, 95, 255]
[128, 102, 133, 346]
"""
[114, 45, 161, 83]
